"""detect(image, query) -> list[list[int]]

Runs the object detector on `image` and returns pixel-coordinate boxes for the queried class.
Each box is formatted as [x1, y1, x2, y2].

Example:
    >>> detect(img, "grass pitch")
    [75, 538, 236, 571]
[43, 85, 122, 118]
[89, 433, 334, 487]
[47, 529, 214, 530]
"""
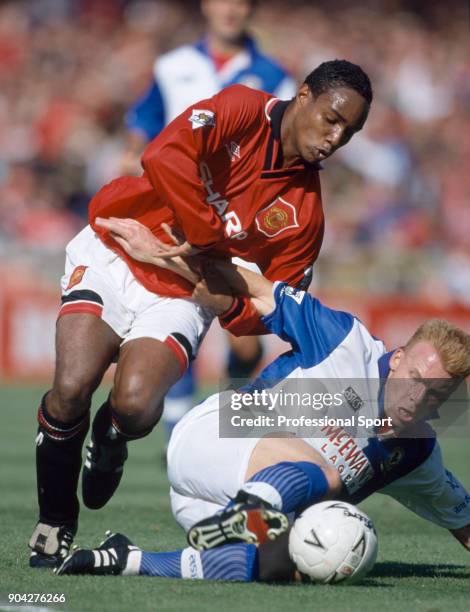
[1, 385, 469, 612]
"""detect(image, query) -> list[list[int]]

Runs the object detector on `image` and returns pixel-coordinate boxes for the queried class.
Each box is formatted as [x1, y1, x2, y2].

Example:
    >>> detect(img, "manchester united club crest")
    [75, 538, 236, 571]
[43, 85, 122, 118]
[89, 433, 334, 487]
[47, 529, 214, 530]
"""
[66, 265, 87, 290]
[255, 198, 299, 238]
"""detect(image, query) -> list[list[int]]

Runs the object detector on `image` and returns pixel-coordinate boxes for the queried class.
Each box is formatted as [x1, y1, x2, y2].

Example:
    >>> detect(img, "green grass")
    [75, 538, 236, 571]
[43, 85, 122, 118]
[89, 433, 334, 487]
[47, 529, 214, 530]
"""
[1, 385, 469, 612]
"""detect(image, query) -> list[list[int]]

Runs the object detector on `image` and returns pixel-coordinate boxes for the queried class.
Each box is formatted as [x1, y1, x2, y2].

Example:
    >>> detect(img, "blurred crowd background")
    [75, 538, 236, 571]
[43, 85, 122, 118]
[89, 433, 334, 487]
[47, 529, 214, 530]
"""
[1, 0, 469, 304]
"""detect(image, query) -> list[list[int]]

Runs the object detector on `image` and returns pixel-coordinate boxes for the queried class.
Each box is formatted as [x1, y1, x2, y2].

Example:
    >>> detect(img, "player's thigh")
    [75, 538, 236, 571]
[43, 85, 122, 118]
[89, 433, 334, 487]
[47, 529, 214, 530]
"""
[122, 294, 213, 370]
[245, 436, 331, 480]
[53, 225, 133, 414]
[167, 393, 259, 505]
[50, 313, 121, 419]
[111, 295, 213, 422]
[111, 337, 182, 422]
[170, 487, 223, 532]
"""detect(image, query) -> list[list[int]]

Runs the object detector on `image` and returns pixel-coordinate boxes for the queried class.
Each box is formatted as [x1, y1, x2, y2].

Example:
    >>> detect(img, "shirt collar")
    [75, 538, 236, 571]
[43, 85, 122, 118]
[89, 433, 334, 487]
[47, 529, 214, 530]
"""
[268, 99, 289, 140]
[265, 99, 323, 172]
[195, 34, 257, 58]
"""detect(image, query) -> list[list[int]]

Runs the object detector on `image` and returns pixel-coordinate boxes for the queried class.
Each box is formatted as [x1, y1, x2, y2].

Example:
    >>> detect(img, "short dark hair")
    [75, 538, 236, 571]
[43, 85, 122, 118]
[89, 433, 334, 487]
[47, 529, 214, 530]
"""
[304, 60, 373, 106]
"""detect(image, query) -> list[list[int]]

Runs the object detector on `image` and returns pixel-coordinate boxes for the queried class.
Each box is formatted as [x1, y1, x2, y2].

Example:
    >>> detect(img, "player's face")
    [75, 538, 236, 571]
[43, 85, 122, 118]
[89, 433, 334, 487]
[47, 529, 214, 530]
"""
[292, 85, 369, 164]
[202, 0, 254, 42]
[384, 341, 460, 433]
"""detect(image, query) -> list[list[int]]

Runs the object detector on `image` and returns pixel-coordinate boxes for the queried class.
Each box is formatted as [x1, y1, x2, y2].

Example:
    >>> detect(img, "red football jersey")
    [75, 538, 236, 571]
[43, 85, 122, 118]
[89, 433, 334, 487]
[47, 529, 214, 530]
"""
[89, 85, 324, 334]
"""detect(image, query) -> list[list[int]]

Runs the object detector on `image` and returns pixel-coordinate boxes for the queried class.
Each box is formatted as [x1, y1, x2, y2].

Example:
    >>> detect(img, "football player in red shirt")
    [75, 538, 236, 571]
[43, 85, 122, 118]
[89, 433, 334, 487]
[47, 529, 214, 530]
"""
[29, 60, 372, 568]
[122, 0, 299, 444]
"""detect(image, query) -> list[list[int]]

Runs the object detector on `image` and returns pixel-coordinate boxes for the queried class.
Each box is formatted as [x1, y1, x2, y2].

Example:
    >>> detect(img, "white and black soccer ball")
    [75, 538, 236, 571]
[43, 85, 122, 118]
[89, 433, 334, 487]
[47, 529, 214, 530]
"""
[288, 501, 378, 584]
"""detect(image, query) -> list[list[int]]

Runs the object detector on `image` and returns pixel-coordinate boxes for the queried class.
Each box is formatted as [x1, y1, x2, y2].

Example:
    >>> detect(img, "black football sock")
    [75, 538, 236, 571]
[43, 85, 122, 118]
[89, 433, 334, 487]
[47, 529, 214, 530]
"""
[92, 397, 154, 446]
[36, 393, 89, 527]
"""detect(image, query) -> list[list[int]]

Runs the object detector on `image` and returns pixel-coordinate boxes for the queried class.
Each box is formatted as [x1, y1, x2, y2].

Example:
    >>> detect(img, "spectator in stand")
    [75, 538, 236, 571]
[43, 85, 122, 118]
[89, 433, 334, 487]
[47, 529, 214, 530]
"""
[0, 0, 469, 304]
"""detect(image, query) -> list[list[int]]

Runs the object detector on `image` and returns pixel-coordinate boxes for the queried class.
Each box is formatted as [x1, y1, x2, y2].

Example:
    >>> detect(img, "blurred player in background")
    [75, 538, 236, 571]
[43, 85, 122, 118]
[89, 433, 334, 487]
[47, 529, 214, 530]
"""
[28, 60, 372, 569]
[122, 0, 297, 445]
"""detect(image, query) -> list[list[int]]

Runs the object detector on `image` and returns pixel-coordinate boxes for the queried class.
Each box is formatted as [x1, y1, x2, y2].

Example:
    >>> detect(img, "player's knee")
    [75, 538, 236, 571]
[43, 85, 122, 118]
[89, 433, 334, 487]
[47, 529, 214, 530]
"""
[51, 374, 94, 420]
[111, 381, 162, 430]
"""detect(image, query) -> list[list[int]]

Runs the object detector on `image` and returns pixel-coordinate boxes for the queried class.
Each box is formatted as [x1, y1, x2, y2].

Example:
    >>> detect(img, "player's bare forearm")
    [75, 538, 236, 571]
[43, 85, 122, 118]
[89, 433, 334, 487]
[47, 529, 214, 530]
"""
[160, 223, 273, 314]
[450, 524, 470, 551]
[191, 277, 234, 315]
[206, 260, 274, 316]
[100, 217, 273, 314]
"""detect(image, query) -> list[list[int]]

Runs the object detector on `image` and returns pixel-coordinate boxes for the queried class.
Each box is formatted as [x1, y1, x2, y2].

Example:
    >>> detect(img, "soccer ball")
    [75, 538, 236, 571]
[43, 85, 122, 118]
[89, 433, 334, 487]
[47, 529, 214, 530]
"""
[288, 501, 378, 584]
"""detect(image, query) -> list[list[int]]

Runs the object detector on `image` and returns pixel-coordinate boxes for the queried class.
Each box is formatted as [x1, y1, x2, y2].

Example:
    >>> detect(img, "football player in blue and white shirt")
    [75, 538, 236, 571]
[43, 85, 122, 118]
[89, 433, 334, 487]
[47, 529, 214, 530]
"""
[57, 258, 470, 582]
[123, 0, 296, 170]
[122, 0, 297, 444]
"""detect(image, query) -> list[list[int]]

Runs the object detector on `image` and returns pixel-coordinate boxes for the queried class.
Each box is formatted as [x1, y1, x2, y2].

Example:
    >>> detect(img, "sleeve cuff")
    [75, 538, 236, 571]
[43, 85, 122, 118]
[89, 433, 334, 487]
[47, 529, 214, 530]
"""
[219, 296, 244, 323]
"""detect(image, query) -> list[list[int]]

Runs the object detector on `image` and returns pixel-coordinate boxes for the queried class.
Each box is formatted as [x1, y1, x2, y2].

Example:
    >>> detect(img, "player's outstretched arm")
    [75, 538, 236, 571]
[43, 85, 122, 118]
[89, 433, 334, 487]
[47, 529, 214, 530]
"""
[93, 217, 275, 316]
[161, 223, 275, 312]
[381, 447, 470, 553]
[95, 217, 201, 261]
[202, 259, 275, 316]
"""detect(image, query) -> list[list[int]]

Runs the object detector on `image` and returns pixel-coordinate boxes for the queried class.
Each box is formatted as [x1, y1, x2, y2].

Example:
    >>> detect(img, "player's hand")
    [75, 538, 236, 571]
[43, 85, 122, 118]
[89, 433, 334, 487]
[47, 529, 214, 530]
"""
[95, 217, 170, 263]
[160, 222, 203, 259]
[95, 217, 199, 262]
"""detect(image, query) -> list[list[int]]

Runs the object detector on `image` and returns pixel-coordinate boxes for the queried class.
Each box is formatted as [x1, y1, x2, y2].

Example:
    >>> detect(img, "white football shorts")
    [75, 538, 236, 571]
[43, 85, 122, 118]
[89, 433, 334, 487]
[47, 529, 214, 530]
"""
[167, 391, 260, 531]
[59, 225, 213, 371]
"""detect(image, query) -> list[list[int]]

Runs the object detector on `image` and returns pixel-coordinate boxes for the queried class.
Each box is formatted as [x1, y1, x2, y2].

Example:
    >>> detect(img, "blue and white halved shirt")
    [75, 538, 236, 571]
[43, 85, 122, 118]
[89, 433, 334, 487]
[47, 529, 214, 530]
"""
[251, 282, 470, 530]
[125, 36, 296, 141]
